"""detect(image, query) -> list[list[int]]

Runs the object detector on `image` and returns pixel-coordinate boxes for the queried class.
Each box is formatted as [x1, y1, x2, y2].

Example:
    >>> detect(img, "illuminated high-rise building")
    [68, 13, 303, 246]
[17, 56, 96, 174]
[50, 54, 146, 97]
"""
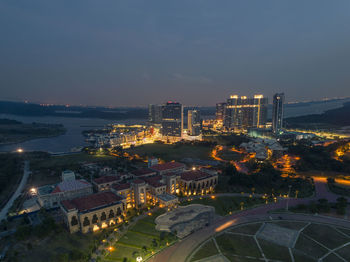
[161, 102, 183, 138]
[272, 93, 285, 134]
[215, 103, 226, 122]
[188, 110, 201, 136]
[148, 104, 162, 124]
[224, 95, 268, 130]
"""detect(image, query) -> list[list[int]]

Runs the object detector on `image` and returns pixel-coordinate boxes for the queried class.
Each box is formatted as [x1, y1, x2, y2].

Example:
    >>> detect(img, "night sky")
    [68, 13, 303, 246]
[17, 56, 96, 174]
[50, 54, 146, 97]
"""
[1, 1, 350, 107]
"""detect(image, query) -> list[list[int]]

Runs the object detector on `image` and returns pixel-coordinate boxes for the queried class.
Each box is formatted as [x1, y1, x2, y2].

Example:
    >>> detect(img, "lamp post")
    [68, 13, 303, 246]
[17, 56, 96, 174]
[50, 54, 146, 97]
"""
[286, 185, 292, 212]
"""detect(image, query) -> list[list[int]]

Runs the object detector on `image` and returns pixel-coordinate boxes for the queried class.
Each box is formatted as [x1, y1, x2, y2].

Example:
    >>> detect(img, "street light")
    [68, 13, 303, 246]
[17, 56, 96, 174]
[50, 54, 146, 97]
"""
[17, 148, 23, 153]
[136, 256, 143, 262]
[286, 185, 292, 212]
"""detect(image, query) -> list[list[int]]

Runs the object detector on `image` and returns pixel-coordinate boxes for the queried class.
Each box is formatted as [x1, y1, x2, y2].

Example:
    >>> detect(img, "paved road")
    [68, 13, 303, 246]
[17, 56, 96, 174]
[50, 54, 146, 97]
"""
[0, 161, 30, 221]
[149, 177, 350, 262]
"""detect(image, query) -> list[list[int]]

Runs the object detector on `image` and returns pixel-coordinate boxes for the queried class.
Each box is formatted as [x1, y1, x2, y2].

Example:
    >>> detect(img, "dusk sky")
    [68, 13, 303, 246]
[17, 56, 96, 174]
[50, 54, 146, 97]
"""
[1, 1, 350, 107]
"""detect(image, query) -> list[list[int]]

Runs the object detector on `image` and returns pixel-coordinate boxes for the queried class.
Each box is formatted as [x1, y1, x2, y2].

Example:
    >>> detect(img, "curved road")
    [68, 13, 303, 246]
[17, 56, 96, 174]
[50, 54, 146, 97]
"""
[0, 161, 30, 221]
[149, 177, 350, 262]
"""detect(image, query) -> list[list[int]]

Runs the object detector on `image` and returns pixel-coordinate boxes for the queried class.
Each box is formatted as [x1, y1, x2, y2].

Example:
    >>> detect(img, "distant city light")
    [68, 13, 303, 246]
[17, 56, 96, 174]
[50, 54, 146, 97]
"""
[17, 148, 23, 153]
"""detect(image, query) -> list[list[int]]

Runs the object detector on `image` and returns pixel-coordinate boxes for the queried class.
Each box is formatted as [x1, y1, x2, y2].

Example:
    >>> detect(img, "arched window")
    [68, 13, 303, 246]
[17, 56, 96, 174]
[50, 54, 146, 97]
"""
[71, 216, 78, 226]
[109, 210, 114, 219]
[92, 214, 98, 224]
[101, 212, 107, 221]
[83, 217, 90, 227]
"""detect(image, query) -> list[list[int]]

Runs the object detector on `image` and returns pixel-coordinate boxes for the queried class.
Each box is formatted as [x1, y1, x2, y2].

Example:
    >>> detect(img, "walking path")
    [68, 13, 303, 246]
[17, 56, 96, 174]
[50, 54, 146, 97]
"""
[0, 161, 30, 221]
[148, 177, 350, 262]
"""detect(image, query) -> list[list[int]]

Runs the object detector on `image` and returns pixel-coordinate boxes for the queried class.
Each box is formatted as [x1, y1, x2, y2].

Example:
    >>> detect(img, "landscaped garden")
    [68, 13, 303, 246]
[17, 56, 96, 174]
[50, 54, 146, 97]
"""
[180, 196, 265, 216]
[189, 221, 350, 262]
[103, 209, 177, 262]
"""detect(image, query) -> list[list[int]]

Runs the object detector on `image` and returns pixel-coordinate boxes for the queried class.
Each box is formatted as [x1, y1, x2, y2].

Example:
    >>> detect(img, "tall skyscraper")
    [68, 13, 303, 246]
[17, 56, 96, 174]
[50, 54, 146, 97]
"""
[224, 95, 268, 130]
[148, 104, 162, 124]
[272, 93, 285, 134]
[161, 102, 183, 138]
[188, 110, 201, 136]
[215, 103, 226, 122]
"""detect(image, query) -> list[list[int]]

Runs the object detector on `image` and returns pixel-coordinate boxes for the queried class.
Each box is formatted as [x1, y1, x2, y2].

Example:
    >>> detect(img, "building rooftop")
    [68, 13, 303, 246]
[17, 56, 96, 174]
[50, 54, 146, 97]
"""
[51, 179, 91, 194]
[93, 176, 120, 185]
[143, 176, 165, 188]
[132, 179, 146, 185]
[157, 193, 177, 202]
[130, 168, 156, 177]
[112, 183, 131, 191]
[150, 162, 185, 172]
[61, 192, 123, 212]
[180, 170, 213, 182]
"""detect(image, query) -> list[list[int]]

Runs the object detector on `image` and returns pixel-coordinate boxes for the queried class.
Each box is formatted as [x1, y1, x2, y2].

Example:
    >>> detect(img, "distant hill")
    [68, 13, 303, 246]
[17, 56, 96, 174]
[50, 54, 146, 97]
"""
[0, 101, 148, 120]
[286, 102, 350, 127]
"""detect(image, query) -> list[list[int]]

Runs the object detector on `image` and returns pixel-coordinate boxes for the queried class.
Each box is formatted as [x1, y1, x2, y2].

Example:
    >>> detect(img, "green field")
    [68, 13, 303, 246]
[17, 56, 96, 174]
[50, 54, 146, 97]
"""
[181, 196, 265, 216]
[105, 209, 176, 262]
[126, 143, 213, 162]
[190, 221, 350, 262]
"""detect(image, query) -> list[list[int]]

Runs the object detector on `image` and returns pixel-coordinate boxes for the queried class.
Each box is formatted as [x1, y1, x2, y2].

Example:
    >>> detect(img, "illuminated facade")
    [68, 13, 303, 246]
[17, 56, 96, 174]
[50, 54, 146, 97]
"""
[188, 110, 201, 136]
[216, 103, 226, 122]
[148, 104, 162, 124]
[161, 101, 183, 139]
[272, 93, 285, 134]
[61, 192, 126, 233]
[224, 95, 268, 130]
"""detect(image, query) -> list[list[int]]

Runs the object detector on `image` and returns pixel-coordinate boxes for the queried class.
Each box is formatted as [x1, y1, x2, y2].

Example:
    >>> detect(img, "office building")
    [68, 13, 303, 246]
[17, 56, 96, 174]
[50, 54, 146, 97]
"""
[188, 110, 201, 136]
[272, 93, 285, 134]
[224, 95, 268, 130]
[148, 104, 162, 124]
[215, 103, 226, 122]
[161, 101, 183, 138]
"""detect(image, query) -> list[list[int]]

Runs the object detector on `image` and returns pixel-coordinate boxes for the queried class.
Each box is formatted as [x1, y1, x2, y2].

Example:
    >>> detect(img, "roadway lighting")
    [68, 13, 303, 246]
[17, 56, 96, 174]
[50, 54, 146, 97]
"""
[136, 256, 143, 262]
[108, 246, 114, 252]
[30, 188, 37, 195]
[17, 148, 23, 153]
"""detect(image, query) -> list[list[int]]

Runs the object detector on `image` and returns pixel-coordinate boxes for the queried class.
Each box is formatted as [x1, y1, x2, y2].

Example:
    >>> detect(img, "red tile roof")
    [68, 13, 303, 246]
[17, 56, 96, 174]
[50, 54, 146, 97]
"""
[132, 179, 145, 185]
[112, 183, 131, 191]
[142, 176, 165, 188]
[61, 192, 122, 212]
[150, 162, 185, 172]
[51, 179, 91, 194]
[93, 176, 119, 185]
[130, 168, 156, 177]
[180, 170, 212, 181]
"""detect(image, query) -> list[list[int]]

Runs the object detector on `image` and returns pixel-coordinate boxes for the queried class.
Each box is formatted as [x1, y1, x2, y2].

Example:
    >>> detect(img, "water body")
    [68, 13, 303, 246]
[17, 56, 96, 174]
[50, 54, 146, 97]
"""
[0, 99, 348, 153]
[0, 114, 144, 153]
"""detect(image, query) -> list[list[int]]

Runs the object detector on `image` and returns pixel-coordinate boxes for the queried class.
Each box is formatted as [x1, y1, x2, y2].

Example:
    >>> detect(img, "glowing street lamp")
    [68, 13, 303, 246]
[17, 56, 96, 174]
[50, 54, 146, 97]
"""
[17, 148, 23, 153]
[136, 256, 143, 262]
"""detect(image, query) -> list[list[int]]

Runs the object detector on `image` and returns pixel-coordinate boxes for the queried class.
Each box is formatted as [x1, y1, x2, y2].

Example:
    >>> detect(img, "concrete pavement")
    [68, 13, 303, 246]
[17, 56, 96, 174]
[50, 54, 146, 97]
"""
[0, 161, 30, 221]
[149, 177, 350, 262]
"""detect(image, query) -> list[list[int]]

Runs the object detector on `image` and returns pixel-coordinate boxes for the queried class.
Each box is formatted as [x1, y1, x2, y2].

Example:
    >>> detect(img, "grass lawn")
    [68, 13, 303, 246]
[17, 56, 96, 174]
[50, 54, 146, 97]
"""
[190, 239, 219, 262]
[269, 221, 308, 231]
[106, 209, 176, 262]
[228, 223, 262, 235]
[258, 238, 292, 262]
[302, 224, 350, 250]
[215, 233, 262, 258]
[126, 143, 213, 162]
[292, 250, 317, 262]
[180, 196, 264, 216]
[294, 234, 328, 259]
[323, 253, 343, 262]
[336, 244, 350, 261]
[223, 254, 262, 262]
[217, 149, 244, 162]
[30, 153, 114, 170]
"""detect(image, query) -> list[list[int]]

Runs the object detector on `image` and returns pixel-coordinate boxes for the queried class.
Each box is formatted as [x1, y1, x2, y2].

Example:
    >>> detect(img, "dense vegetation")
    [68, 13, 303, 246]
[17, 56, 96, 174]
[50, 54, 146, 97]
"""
[0, 118, 66, 144]
[0, 101, 147, 120]
[286, 101, 350, 127]
[0, 153, 23, 207]
[217, 162, 314, 197]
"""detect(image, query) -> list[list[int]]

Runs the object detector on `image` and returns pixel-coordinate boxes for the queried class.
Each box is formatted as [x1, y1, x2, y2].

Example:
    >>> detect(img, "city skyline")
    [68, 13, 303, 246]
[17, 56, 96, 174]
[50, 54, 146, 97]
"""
[1, 1, 350, 106]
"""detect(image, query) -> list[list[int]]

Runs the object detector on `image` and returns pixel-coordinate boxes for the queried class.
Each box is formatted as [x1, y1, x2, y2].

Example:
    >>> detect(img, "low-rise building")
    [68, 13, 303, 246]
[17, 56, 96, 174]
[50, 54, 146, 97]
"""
[37, 178, 93, 209]
[93, 176, 120, 192]
[61, 191, 126, 233]
[149, 162, 186, 175]
[130, 168, 157, 178]
[178, 170, 218, 196]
